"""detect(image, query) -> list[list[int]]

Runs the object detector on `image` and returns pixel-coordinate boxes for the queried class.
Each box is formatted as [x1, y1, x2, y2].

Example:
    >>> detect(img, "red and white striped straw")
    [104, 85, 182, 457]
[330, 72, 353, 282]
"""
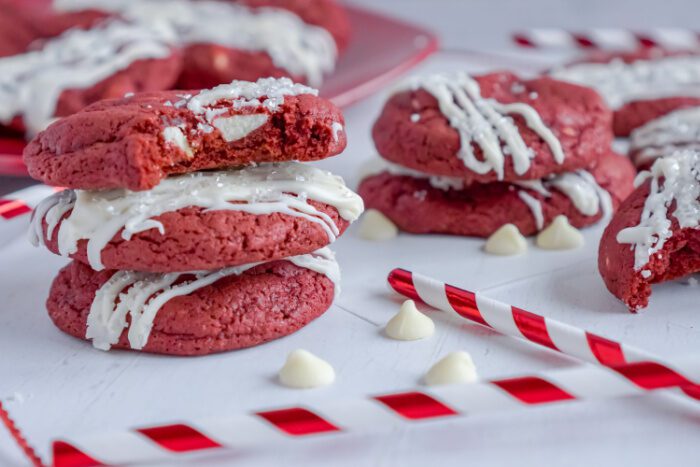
[51, 357, 700, 467]
[512, 28, 700, 50]
[387, 268, 700, 400]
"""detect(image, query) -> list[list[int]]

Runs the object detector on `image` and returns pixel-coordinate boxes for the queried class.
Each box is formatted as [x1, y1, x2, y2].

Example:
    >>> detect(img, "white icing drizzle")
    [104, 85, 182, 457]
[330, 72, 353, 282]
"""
[56, 0, 337, 86]
[517, 191, 545, 230]
[331, 122, 344, 142]
[398, 72, 565, 180]
[29, 162, 364, 270]
[616, 149, 700, 270]
[0, 19, 174, 135]
[369, 158, 611, 230]
[551, 55, 700, 109]
[86, 248, 340, 351]
[630, 107, 700, 167]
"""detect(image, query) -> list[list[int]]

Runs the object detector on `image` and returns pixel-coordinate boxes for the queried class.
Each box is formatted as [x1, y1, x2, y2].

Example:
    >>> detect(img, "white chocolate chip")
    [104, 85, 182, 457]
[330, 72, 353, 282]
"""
[484, 223, 527, 255]
[384, 300, 435, 341]
[424, 351, 478, 386]
[536, 215, 584, 250]
[278, 349, 335, 389]
[357, 209, 398, 241]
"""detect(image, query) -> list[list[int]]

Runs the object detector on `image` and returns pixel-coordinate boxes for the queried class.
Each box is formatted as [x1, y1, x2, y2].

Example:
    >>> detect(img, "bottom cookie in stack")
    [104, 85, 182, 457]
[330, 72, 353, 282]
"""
[359, 150, 636, 238]
[47, 249, 339, 356]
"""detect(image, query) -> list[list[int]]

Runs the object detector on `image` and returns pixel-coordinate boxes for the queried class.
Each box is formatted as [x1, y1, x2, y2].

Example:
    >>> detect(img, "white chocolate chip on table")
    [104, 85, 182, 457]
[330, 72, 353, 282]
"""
[357, 209, 399, 241]
[424, 351, 478, 386]
[384, 300, 435, 341]
[278, 349, 335, 389]
[536, 215, 584, 250]
[484, 224, 528, 255]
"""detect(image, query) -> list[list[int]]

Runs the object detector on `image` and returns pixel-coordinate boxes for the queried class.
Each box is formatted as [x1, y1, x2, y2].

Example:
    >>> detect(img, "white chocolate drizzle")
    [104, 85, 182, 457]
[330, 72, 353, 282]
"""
[630, 107, 700, 167]
[86, 248, 340, 351]
[29, 162, 364, 270]
[0, 19, 174, 135]
[616, 149, 700, 270]
[398, 72, 565, 180]
[369, 158, 611, 231]
[551, 55, 700, 109]
[56, 0, 337, 86]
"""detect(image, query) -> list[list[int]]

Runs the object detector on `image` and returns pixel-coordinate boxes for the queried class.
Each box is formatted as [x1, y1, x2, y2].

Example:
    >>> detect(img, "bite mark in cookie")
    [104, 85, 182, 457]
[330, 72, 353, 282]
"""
[600, 150, 700, 311]
[23, 77, 346, 191]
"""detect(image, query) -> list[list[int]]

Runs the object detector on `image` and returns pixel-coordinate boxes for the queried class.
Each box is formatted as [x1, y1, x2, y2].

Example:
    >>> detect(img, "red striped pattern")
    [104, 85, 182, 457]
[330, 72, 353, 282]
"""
[512, 307, 557, 351]
[136, 424, 221, 452]
[387, 269, 422, 302]
[0, 199, 31, 219]
[0, 401, 45, 467]
[492, 376, 576, 404]
[52, 441, 101, 467]
[256, 408, 340, 436]
[587, 333, 626, 366]
[445, 283, 488, 326]
[374, 392, 458, 420]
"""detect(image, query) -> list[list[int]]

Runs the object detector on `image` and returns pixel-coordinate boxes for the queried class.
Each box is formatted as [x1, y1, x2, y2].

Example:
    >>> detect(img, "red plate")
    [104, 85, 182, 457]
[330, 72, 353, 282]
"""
[0, 4, 438, 177]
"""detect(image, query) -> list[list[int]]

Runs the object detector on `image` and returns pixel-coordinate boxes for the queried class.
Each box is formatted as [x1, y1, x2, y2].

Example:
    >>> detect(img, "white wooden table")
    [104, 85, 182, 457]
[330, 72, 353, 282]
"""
[2, 9, 700, 466]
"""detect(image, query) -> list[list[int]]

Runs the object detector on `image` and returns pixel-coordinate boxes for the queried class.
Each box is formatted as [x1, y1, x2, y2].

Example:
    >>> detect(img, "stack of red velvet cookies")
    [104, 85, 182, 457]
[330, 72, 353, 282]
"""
[24, 77, 363, 356]
[359, 71, 636, 238]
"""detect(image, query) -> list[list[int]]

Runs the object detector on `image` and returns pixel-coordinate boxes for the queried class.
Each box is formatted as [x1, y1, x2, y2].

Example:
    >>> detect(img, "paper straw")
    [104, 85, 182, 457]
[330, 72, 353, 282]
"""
[387, 268, 700, 400]
[52, 356, 700, 466]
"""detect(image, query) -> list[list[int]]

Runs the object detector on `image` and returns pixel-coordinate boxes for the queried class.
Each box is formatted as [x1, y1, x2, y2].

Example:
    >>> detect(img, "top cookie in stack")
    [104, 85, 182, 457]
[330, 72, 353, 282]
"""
[26, 77, 364, 356]
[359, 71, 636, 237]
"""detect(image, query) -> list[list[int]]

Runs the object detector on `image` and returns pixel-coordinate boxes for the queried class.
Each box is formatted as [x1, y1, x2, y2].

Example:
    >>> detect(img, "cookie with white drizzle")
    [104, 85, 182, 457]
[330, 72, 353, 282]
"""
[629, 106, 700, 169]
[55, 0, 350, 89]
[373, 71, 612, 185]
[23, 77, 346, 190]
[47, 249, 340, 355]
[551, 49, 700, 136]
[0, 17, 181, 137]
[599, 149, 700, 312]
[358, 151, 634, 238]
[30, 162, 363, 272]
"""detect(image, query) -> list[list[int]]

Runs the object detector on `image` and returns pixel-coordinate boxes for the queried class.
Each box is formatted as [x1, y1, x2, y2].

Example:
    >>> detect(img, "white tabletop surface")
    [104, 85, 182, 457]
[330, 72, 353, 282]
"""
[2, 4, 700, 466]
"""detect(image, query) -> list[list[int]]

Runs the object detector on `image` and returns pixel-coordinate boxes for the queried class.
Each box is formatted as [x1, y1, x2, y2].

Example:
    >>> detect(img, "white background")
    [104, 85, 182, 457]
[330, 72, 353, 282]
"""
[2, 2, 700, 466]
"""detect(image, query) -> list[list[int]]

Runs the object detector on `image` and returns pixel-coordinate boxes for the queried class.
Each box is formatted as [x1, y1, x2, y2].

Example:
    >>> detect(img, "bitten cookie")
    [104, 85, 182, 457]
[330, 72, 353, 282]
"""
[628, 106, 700, 169]
[31, 164, 363, 272]
[23, 77, 346, 191]
[47, 252, 338, 356]
[372, 71, 613, 185]
[551, 49, 700, 136]
[599, 150, 700, 312]
[359, 151, 635, 237]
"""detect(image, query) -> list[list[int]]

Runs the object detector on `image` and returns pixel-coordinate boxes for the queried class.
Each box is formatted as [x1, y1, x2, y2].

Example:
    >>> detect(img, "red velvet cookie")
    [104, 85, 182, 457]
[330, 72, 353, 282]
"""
[628, 106, 700, 169]
[47, 258, 336, 356]
[358, 151, 635, 238]
[0, 18, 182, 137]
[177, 0, 350, 89]
[23, 78, 346, 191]
[551, 49, 700, 136]
[373, 72, 612, 185]
[599, 150, 700, 312]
